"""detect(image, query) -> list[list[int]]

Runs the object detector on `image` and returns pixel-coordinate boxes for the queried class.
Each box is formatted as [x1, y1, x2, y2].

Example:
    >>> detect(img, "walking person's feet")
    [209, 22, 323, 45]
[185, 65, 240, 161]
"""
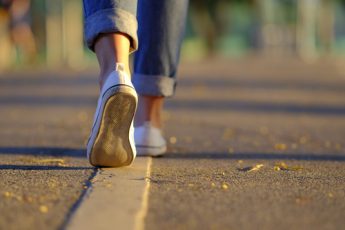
[134, 96, 167, 156]
[134, 122, 167, 156]
[87, 63, 138, 167]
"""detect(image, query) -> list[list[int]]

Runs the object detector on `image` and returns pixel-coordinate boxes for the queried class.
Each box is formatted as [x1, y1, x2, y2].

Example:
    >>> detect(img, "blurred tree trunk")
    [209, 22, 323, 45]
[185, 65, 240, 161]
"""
[45, 0, 84, 69]
[189, 0, 217, 56]
[257, 0, 281, 55]
[258, 0, 275, 25]
[0, 9, 14, 69]
[296, 0, 320, 61]
[45, 0, 63, 67]
[62, 0, 84, 69]
[318, 0, 335, 54]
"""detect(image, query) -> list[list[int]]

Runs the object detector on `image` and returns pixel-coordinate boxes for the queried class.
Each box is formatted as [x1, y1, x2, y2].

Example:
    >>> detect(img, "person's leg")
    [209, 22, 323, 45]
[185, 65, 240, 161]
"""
[83, 0, 138, 87]
[83, 0, 138, 167]
[133, 0, 189, 128]
[94, 33, 131, 87]
[133, 0, 189, 156]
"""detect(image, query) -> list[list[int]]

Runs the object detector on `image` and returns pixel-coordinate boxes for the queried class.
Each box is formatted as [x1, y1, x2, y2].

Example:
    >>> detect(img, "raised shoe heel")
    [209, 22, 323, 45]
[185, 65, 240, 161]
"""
[89, 86, 137, 167]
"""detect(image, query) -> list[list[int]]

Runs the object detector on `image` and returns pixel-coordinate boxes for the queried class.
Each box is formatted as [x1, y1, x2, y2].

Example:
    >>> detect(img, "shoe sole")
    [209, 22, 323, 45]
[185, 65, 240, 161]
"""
[136, 145, 167, 157]
[88, 86, 137, 167]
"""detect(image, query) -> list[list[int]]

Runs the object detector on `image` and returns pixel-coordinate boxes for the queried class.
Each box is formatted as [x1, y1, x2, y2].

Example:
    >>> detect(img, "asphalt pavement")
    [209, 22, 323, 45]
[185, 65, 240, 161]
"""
[0, 57, 344, 230]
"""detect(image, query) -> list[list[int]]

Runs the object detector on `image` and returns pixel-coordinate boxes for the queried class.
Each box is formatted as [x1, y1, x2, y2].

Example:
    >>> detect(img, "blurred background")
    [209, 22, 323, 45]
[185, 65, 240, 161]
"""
[1, 0, 345, 70]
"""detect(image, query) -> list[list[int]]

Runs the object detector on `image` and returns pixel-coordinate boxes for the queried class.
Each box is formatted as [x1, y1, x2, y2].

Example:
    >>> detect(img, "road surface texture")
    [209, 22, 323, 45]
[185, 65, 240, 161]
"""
[0, 57, 344, 230]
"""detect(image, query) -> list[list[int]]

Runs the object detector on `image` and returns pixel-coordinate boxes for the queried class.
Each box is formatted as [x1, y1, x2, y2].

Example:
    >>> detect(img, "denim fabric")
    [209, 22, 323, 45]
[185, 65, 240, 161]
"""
[133, 0, 189, 97]
[83, 0, 138, 51]
[83, 0, 189, 97]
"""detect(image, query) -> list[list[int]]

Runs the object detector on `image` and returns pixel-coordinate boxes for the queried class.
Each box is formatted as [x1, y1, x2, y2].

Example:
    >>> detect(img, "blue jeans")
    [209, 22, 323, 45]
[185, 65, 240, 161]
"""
[83, 0, 189, 97]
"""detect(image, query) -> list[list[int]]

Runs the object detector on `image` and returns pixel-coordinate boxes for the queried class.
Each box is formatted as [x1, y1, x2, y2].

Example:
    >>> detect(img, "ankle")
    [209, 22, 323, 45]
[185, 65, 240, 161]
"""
[134, 95, 164, 128]
[98, 64, 131, 88]
[94, 33, 131, 89]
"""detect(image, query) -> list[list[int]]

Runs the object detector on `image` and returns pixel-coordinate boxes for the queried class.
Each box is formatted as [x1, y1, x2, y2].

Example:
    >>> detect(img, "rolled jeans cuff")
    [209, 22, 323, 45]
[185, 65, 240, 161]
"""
[132, 74, 176, 97]
[84, 8, 138, 52]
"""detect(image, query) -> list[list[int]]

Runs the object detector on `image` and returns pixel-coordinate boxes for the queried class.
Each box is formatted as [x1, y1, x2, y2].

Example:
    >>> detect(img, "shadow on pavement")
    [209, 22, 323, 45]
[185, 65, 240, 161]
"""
[0, 75, 97, 87]
[0, 147, 85, 157]
[0, 147, 92, 170]
[163, 152, 345, 161]
[1, 75, 344, 92]
[166, 99, 345, 116]
[181, 78, 345, 93]
[1, 95, 345, 116]
[0, 95, 96, 107]
[0, 165, 92, 170]
[1, 147, 344, 162]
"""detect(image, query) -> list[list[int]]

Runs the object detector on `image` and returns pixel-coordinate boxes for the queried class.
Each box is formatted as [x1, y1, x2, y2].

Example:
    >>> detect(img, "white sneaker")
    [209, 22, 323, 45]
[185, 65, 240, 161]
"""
[87, 63, 137, 167]
[134, 122, 167, 156]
